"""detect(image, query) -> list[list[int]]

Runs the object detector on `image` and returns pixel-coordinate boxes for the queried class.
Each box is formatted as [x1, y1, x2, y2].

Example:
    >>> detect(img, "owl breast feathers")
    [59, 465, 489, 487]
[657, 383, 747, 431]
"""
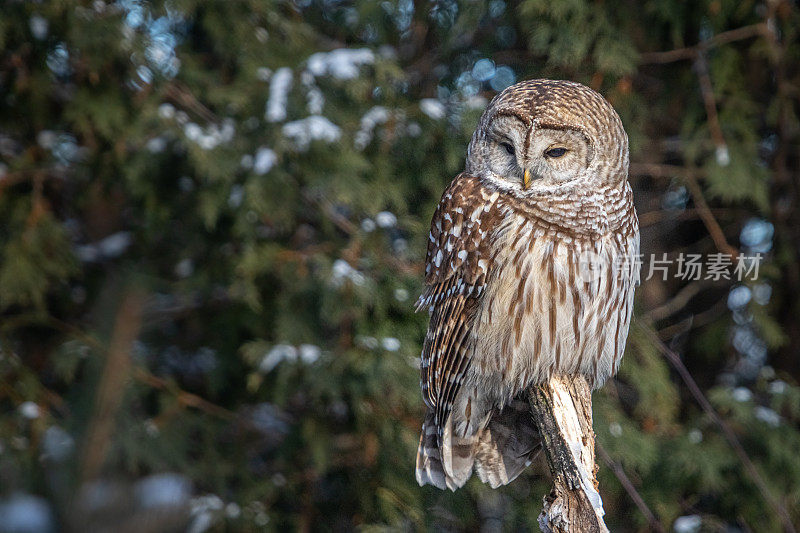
[415, 79, 640, 490]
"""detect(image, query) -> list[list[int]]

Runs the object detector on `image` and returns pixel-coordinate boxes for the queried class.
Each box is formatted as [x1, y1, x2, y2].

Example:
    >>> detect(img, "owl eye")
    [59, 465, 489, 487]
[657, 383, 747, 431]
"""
[500, 142, 515, 156]
[545, 147, 567, 158]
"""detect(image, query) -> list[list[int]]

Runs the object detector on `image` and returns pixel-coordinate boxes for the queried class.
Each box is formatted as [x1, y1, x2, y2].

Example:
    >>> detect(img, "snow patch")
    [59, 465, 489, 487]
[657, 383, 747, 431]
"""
[259, 344, 297, 373]
[732, 386, 752, 402]
[182, 119, 235, 150]
[406, 121, 422, 137]
[754, 406, 781, 427]
[306, 48, 375, 80]
[715, 145, 730, 166]
[354, 106, 390, 150]
[306, 87, 325, 114]
[298, 344, 321, 364]
[228, 185, 244, 208]
[256, 67, 272, 82]
[266, 67, 293, 122]
[147, 136, 167, 153]
[158, 103, 175, 119]
[75, 231, 134, 263]
[19, 402, 40, 420]
[375, 211, 397, 228]
[361, 218, 376, 232]
[769, 379, 787, 395]
[300, 70, 325, 114]
[29, 15, 49, 40]
[381, 337, 401, 351]
[258, 344, 321, 373]
[357, 336, 379, 350]
[465, 95, 488, 110]
[688, 429, 703, 443]
[569, 440, 605, 517]
[174, 258, 194, 278]
[135, 473, 192, 509]
[282, 116, 341, 151]
[673, 514, 701, 533]
[331, 258, 366, 287]
[420, 98, 446, 120]
[0, 494, 55, 533]
[189, 494, 225, 533]
[253, 147, 277, 175]
[41, 426, 74, 461]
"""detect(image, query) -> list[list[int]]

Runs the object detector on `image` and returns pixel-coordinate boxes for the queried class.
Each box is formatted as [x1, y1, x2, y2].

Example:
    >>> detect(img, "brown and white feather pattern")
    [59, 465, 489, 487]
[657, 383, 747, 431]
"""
[415, 79, 639, 491]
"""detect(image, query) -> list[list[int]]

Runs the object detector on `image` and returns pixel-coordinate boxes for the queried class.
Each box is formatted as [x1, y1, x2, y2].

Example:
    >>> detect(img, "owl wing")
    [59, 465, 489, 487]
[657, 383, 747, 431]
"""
[417, 174, 505, 432]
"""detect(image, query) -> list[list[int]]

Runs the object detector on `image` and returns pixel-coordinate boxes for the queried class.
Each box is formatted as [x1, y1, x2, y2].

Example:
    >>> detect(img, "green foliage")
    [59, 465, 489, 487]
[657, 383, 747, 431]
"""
[0, 205, 78, 312]
[1, 0, 799, 531]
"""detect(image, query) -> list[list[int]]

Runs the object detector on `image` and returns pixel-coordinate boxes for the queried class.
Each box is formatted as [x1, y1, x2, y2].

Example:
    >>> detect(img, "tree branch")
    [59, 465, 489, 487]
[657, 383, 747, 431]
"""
[681, 167, 740, 259]
[643, 280, 715, 322]
[638, 322, 797, 533]
[693, 50, 727, 154]
[80, 290, 145, 482]
[597, 443, 664, 532]
[529, 375, 608, 533]
[638, 23, 766, 64]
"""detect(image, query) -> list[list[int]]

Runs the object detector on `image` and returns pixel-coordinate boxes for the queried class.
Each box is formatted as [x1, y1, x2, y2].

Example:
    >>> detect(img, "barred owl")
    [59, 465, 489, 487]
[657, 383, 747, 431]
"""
[415, 79, 640, 490]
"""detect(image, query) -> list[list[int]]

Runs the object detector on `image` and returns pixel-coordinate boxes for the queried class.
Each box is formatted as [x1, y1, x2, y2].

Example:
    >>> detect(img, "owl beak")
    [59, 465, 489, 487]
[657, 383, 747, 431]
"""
[522, 169, 532, 190]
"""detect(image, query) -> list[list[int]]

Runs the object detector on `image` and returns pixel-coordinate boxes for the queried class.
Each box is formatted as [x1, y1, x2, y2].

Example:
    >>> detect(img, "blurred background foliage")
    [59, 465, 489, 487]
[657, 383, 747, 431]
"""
[0, 0, 799, 531]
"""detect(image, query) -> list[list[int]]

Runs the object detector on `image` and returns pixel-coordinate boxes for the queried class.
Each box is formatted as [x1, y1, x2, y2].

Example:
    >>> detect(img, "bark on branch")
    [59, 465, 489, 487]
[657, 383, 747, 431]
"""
[529, 375, 608, 533]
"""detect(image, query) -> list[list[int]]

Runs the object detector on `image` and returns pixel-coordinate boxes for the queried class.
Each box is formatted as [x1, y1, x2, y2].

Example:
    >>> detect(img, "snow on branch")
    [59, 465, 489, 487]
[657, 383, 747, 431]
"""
[529, 375, 608, 533]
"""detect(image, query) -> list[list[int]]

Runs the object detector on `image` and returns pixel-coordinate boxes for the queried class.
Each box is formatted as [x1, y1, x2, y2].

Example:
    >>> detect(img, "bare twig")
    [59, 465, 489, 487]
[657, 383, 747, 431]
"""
[0, 167, 69, 194]
[681, 169, 740, 259]
[529, 375, 608, 533]
[655, 299, 728, 340]
[81, 290, 145, 482]
[637, 322, 797, 533]
[693, 50, 727, 154]
[629, 162, 694, 179]
[639, 23, 766, 64]
[596, 443, 664, 532]
[163, 82, 218, 123]
[303, 191, 358, 235]
[7, 313, 236, 422]
[643, 280, 715, 322]
[638, 208, 740, 228]
[686, 40, 742, 260]
[629, 161, 739, 258]
[301, 190, 421, 276]
[133, 368, 234, 420]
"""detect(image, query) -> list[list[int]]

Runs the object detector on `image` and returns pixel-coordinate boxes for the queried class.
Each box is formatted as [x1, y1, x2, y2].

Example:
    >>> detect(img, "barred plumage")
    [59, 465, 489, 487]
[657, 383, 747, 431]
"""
[415, 79, 640, 490]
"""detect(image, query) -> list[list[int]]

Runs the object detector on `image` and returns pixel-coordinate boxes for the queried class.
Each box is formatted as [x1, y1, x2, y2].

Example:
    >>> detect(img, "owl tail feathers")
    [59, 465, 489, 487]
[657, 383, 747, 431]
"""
[415, 399, 540, 490]
[415, 411, 476, 491]
[473, 399, 541, 488]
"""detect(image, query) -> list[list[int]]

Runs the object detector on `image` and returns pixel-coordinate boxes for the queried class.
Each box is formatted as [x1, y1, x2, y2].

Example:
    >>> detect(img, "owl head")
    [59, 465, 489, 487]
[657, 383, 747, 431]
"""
[465, 79, 629, 194]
